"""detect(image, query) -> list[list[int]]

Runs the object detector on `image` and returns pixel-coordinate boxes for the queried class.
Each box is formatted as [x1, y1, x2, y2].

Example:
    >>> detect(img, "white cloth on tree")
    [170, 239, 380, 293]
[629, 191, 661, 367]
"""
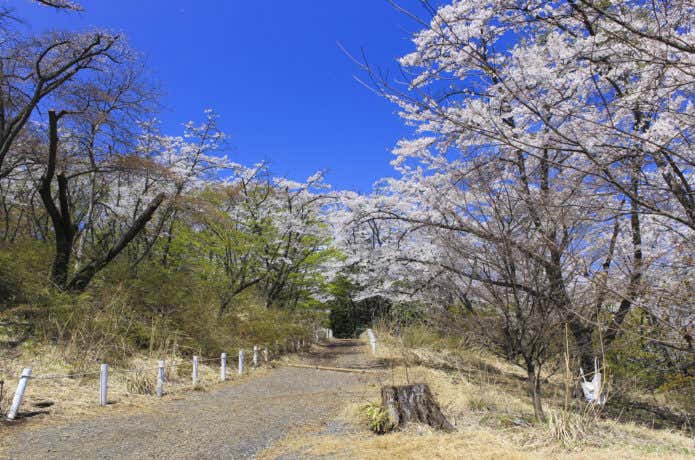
[580, 358, 606, 405]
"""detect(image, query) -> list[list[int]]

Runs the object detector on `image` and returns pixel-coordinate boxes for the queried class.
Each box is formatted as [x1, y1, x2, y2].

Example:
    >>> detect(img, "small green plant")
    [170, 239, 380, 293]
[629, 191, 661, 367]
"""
[467, 396, 496, 412]
[363, 402, 390, 434]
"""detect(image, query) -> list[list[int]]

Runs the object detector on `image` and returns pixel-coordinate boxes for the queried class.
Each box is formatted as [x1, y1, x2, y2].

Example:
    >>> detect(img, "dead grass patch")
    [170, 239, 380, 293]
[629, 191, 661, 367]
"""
[260, 330, 694, 460]
[0, 345, 273, 429]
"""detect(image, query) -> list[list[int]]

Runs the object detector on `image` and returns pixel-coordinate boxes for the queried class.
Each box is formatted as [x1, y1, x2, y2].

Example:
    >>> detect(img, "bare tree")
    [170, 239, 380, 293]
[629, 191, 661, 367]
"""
[0, 29, 118, 177]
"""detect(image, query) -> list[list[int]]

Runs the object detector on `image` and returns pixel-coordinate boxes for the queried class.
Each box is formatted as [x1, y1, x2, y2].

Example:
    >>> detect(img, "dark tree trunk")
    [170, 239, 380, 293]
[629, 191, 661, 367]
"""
[66, 192, 165, 292]
[605, 187, 643, 346]
[569, 321, 595, 374]
[526, 363, 545, 422]
[39, 111, 77, 289]
[381, 384, 455, 432]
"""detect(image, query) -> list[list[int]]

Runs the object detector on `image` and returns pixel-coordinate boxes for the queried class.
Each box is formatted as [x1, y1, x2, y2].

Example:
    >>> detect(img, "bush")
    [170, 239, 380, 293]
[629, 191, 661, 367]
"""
[363, 402, 391, 434]
[126, 370, 155, 395]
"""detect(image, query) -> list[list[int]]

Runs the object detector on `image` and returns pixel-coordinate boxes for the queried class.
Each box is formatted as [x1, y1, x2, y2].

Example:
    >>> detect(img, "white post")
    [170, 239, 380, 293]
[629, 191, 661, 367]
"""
[7, 368, 32, 420]
[274, 341, 279, 357]
[238, 350, 244, 375]
[220, 353, 227, 381]
[296, 339, 301, 351]
[192, 356, 199, 385]
[100, 364, 108, 406]
[367, 328, 377, 354]
[263, 346, 269, 363]
[156, 360, 165, 397]
[253, 345, 259, 367]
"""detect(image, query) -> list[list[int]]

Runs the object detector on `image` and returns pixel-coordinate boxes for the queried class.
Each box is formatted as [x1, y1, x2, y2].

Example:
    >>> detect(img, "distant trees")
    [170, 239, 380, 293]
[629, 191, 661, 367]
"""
[184, 168, 337, 317]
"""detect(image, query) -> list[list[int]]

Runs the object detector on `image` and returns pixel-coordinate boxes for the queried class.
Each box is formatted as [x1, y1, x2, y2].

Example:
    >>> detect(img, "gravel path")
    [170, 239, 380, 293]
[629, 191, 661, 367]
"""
[2, 339, 379, 460]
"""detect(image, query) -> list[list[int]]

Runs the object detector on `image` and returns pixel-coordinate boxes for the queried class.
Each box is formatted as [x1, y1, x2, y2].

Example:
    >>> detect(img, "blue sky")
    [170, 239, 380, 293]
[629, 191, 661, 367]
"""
[9, 0, 433, 192]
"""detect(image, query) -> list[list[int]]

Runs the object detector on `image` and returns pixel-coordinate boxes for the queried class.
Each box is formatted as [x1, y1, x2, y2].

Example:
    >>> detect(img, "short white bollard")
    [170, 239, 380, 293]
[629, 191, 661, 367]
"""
[156, 360, 165, 398]
[367, 328, 377, 354]
[221, 353, 227, 381]
[296, 340, 301, 351]
[100, 363, 108, 406]
[192, 356, 199, 385]
[253, 345, 259, 367]
[263, 346, 269, 363]
[238, 350, 244, 375]
[7, 368, 32, 420]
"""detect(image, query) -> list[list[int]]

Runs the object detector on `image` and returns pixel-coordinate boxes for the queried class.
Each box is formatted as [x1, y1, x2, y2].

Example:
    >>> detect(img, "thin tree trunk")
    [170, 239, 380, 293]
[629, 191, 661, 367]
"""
[527, 363, 545, 422]
[604, 187, 643, 346]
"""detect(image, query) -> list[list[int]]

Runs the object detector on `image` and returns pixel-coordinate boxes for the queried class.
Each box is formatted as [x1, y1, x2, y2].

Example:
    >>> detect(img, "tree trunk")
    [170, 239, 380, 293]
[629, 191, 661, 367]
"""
[39, 110, 77, 289]
[527, 363, 545, 422]
[605, 184, 643, 346]
[569, 321, 595, 375]
[381, 383, 455, 432]
[66, 193, 165, 291]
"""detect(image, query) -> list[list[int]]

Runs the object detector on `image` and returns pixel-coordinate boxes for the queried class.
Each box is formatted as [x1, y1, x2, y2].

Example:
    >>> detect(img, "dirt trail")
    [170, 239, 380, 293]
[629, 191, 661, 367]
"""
[1, 339, 382, 460]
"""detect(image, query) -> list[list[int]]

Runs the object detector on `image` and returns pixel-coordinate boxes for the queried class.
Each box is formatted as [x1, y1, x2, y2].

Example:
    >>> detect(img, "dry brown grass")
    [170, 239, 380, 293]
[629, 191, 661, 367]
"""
[0, 344, 273, 429]
[259, 330, 694, 460]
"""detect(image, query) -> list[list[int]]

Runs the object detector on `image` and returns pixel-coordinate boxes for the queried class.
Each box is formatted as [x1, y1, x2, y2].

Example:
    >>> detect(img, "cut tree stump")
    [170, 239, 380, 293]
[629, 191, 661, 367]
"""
[381, 383, 455, 432]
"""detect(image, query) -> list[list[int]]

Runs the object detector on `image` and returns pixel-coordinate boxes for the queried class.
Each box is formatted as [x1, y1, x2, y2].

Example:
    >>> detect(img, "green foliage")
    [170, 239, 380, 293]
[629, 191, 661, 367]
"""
[0, 185, 333, 366]
[400, 324, 461, 351]
[605, 308, 692, 401]
[327, 275, 391, 338]
[656, 375, 695, 414]
[0, 240, 52, 310]
[362, 402, 391, 434]
[401, 324, 442, 349]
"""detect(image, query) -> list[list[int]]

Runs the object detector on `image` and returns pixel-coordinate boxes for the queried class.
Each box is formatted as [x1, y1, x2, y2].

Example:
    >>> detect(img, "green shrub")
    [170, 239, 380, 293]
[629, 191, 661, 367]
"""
[402, 324, 444, 349]
[363, 402, 391, 434]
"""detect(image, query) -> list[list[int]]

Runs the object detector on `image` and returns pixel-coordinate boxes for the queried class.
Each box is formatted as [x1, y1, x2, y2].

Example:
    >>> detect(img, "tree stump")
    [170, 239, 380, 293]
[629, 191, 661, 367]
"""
[381, 383, 455, 432]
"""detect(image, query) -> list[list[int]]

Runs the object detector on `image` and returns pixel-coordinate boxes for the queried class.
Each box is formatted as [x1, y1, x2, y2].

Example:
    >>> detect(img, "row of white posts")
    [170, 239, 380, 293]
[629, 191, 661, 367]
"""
[5, 332, 333, 420]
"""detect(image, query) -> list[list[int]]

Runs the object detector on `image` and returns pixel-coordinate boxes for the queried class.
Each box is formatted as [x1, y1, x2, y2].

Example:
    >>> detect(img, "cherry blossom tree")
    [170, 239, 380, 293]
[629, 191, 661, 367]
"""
[335, 0, 693, 415]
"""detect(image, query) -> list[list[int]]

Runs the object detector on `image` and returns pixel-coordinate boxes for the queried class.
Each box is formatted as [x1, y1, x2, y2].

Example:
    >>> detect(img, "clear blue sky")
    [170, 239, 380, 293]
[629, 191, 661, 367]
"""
[9, 0, 434, 192]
